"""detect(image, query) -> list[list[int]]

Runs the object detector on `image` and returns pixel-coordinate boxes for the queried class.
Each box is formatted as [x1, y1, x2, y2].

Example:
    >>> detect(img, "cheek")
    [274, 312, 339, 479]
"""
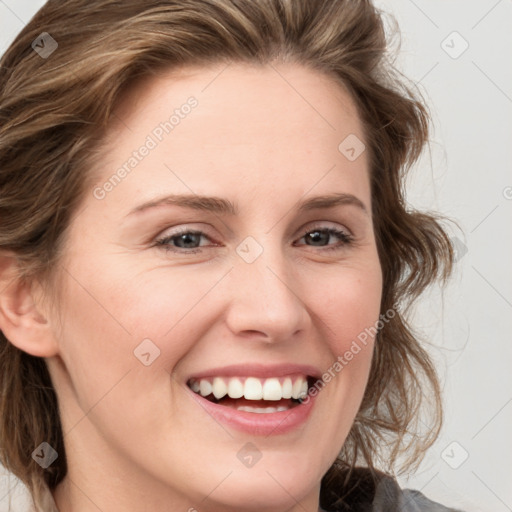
[309, 263, 382, 353]
[54, 260, 222, 404]
[308, 263, 382, 404]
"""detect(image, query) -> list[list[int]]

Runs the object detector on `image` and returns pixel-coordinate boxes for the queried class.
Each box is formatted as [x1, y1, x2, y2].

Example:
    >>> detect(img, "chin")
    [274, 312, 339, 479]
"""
[203, 482, 307, 512]
[191, 454, 322, 512]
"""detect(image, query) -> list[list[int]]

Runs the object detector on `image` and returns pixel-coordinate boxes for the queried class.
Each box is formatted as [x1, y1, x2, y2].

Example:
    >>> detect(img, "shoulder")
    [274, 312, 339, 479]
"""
[320, 466, 465, 512]
[373, 476, 464, 512]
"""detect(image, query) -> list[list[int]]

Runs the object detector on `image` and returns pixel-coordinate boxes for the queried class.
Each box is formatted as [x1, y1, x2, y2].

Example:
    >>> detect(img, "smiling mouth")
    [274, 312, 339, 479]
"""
[186, 375, 313, 413]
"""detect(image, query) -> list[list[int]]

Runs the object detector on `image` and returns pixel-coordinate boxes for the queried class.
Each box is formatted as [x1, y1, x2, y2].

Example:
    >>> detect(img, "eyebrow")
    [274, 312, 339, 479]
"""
[126, 192, 368, 217]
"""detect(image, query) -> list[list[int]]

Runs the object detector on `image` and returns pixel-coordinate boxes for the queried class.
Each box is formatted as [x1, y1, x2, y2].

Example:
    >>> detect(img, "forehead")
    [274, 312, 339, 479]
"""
[113, 61, 361, 127]
[90, 62, 369, 210]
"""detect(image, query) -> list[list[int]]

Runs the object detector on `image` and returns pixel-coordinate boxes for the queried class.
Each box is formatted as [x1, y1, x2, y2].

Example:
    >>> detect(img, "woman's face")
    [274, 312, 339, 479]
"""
[48, 62, 382, 512]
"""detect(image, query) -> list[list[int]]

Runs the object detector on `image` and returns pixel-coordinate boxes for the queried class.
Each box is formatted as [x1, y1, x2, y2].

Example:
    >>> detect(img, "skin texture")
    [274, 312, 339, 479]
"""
[1, 62, 383, 512]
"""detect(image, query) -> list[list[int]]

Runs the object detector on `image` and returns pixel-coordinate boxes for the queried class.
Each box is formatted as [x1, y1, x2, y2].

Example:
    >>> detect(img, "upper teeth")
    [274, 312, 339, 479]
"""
[189, 376, 309, 401]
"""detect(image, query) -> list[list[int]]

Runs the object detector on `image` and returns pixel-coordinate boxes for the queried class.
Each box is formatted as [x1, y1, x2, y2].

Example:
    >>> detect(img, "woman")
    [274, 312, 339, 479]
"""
[0, 1, 462, 511]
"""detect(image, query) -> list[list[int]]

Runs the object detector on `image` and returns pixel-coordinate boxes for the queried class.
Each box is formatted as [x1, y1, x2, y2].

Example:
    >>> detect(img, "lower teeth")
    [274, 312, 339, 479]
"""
[237, 405, 289, 413]
[190, 389, 299, 411]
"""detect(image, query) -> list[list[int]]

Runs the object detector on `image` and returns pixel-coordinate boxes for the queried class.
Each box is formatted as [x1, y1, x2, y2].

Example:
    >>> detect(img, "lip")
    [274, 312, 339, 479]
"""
[184, 363, 320, 436]
[186, 386, 316, 436]
[186, 363, 322, 381]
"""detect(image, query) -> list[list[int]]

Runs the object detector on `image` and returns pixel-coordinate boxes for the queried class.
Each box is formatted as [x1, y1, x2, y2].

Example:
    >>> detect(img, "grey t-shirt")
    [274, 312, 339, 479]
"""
[319, 467, 464, 512]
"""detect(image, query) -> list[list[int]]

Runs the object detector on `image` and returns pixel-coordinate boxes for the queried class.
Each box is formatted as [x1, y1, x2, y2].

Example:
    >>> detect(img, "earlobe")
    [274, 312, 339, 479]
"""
[0, 253, 59, 358]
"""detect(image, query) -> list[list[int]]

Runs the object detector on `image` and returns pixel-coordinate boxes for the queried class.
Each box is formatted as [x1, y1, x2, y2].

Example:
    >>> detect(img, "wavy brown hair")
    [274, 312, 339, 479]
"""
[0, 0, 455, 510]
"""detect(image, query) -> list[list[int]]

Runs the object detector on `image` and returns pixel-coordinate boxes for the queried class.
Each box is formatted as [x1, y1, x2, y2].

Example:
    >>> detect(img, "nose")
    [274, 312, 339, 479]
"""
[223, 241, 311, 344]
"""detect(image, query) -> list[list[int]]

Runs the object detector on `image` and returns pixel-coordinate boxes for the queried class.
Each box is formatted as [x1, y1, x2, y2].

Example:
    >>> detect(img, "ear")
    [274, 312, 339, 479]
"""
[0, 252, 59, 357]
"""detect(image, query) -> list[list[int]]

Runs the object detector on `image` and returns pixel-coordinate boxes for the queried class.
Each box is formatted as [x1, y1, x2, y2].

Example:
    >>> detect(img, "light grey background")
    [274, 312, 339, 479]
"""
[0, 1, 511, 511]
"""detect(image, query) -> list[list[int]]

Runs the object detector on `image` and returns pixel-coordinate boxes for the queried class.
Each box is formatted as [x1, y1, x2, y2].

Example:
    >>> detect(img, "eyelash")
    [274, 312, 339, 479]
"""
[154, 226, 355, 255]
